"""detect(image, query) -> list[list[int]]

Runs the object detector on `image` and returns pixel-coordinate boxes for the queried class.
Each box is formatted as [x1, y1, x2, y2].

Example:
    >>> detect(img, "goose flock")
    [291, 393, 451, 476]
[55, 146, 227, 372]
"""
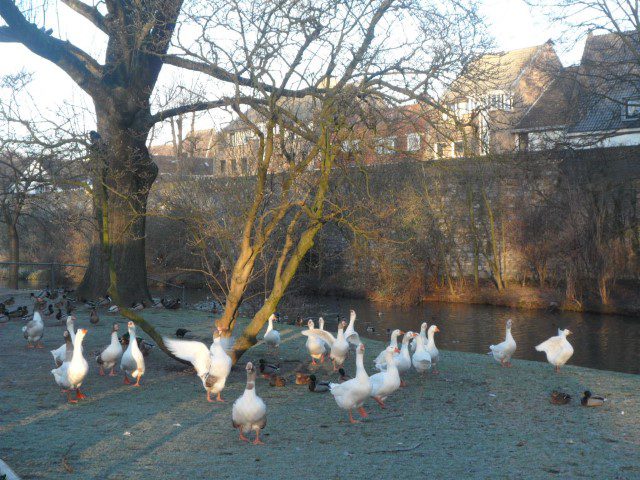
[10, 292, 590, 446]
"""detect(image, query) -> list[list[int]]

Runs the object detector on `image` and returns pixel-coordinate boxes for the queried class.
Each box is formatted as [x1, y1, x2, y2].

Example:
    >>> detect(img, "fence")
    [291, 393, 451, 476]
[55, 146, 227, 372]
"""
[0, 261, 186, 304]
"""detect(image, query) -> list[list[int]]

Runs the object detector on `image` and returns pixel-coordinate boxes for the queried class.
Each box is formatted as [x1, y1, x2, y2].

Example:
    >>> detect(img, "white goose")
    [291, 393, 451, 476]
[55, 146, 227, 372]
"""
[426, 325, 440, 374]
[489, 319, 516, 367]
[120, 321, 145, 386]
[304, 319, 326, 365]
[535, 328, 574, 373]
[51, 316, 76, 366]
[22, 311, 44, 348]
[343, 309, 361, 346]
[232, 362, 267, 445]
[376, 331, 415, 386]
[302, 320, 349, 370]
[369, 346, 401, 408]
[263, 313, 280, 352]
[373, 329, 403, 366]
[51, 328, 89, 403]
[96, 323, 123, 376]
[410, 322, 428, 353]
[411, 333, 432, 373]
[328, 343, 371, 424]
[164, 328, 232, 402]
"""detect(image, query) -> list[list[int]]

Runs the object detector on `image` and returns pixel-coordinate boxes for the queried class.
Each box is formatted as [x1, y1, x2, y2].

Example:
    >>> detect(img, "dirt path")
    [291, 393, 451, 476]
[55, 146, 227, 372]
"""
[0, 295, 638, 479]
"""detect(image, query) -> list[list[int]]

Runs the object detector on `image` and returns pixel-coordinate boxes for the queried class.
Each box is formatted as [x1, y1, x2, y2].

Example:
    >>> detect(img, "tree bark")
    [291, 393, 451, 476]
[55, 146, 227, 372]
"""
[7, 221, 18, 290]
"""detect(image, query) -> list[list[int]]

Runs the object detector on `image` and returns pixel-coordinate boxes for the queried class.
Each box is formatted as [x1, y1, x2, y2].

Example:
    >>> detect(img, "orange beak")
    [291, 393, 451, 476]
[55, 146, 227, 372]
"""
[435, 327, 440, 333]
[394, 347, 400, 353]
[399, 331, 406, 335]
[81, 328, 88, 334]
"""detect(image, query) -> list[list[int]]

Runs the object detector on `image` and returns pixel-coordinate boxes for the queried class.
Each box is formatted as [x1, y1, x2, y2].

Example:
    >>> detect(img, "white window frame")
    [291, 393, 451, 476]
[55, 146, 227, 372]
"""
[623, 98, 640, 120]
[375, 136, 396, 155]
[485, 90, 512, 111]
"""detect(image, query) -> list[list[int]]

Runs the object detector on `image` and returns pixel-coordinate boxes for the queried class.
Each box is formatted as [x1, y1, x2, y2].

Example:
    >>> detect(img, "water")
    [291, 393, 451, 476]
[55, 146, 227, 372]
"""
[274, 296, 640, 375]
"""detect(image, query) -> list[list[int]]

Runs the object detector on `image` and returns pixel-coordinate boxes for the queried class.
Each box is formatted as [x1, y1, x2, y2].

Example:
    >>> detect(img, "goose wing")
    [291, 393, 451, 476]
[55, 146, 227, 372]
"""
[301, 329, 335, 346]
[163, 338, 211, 377]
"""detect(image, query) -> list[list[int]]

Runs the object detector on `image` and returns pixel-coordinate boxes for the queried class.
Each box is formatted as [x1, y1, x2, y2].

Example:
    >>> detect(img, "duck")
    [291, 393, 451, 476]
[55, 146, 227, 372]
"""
[295, 371, 311, 385]
[161, 297, 181, 310]
[338, 367, 351, 383]
[410, 322, 428, 353]
[51, 316, 77, 366]
[535, 328, 574, 373]
[328, 343, 371, 424]
[175, 328, 190, 338]
[263, 313, 280, 352]
[269, 374, 287, 387]
[489, 319, 516, 367]
[131, 301, 145, 311]
[96, 323, 123, 376]
[22, 311, 44, 348]
[96, 294, 112, 307]
[304, 319, 326, 365]
[108, 305, 119, 314]
[411, 332, 432, 373]
[44, 304, 55, 318]
[258, 359, 280, 378]
[90, 307, 100, 325]
[120, 321, 145, 386]
[163, 328, 232, 402]
[9, 306, 28, 318]
[369, 346, 402, 408]
[0, 313, 8, 324]
[343, 309, 361, 346]
[426, 325, 441, 374]
[55, 308, 63, 322]
[581, 391, 606, 407]
[3, 296, 15, 306]
[374, 329, 403, 366]
[550, 390, 571, 405]
[51, 328, 89, 403]
[302, 320, 349, 371]
[308, 374, 330, 393]
[366, 326, 375, 333]
[232, 362, 267, 445]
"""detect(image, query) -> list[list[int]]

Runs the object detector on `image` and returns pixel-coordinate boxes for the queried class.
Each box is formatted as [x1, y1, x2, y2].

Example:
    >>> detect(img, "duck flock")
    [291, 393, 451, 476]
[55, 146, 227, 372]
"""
[10, 290, 595, 446]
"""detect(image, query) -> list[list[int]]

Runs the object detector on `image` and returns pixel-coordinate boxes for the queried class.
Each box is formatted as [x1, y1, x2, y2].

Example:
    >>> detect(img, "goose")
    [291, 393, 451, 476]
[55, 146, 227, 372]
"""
[369, 346, 402, 408]
[51, 328, 89, 403]
[120, 321, 145, 386]
[426, 325, 441, 374]
[328, 343, 371, 424]
[308, 374, 330, 393]
[51, 316, 77, 366]
[376, 331, 416, 386]
[581, 391, 606, 407]
[263, 313, 280, 352]
[90, 307, 100, 325]
[410, 322, 428, 353]
[318, 317, 331, 350]
[304, 319, 326, 365]
[489, 319, 516, 367]
[411, 333, 432, 373]
[164, 328, 232, 402]
[343, 309, 361, 346]
[96, 323, 123, 376]
[535, 328, 573, 373]
[119, 333, 154, 357]
[232, 362, 267, 445]
[302, 320, 349, 370]
[61, 329, 73, 363]
[374, 329, 403, 366]
[22, 311, 44, 348]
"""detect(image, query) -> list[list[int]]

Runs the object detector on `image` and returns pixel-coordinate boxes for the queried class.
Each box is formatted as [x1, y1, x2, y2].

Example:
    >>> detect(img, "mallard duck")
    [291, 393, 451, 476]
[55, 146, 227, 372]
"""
[161, 298, 181, 310]
[22, 311, 44, 348]
[3, 296, 15, 306]
[164, 327, 233, 402]
[338, 368, 351, 383]
[44, 304, 55, 318]
[108, 305, 119, 313]
[96, 323, 123, 376]
[232, 362, 267, 445]
[9, 306, 28, 318]
[328, 343, 371, 424]
[51, 328, 89, 403]
[269, 374, 286, 387]
[536, 329, 574, 373]
[308, 374, 330, 393]
[369, 347, 402, 408]
[302, 320, 349, 371]
[55, 308, 63, 322]
[344, 309, 360, 346]
[263, 313, 280, 352]
[581, 391, 606, 407]
[51, 316, 76, 366]
[131, 301, 145, 311]
[175, 328, 190, 338]
[258, 359, 280, 378]
[295, 371, 311, 385]
[304, 319, 326, 365]
[489, 319, 517, 367]
[550, 390, 571, 405]
[120, 322, 145, 386]
[90, 307, 100, 325]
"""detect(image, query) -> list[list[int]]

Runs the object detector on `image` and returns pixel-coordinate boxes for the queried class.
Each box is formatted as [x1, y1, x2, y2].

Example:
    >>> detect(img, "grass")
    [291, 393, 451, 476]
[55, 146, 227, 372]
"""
[0, 295, 639, 479]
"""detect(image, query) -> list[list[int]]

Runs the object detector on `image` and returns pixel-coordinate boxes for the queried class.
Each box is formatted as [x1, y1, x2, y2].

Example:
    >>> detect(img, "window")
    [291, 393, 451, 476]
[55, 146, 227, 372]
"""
[623, 99, 640, 120]
[406, 133, 421, 152]
[486, 91, 512, 111]
[241, 158, 249, 174]
[375, 136, 396, 155]
[219, 159, 226, 175]
[230, 130, 250, 146]
[434, 143, 446, 159]
[453, 141, 465, 158]
[450, 98, 474, 115]
[231, 158, 237, 173]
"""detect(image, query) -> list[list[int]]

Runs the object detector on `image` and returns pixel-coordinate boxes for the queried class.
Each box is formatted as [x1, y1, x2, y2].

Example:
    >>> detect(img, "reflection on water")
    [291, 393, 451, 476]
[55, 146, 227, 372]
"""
[277, 296, 640, 375]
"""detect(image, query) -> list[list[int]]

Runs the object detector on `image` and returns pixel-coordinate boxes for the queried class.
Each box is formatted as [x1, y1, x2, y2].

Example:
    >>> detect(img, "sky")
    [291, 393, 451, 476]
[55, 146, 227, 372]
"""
[0, 0, 588, 143]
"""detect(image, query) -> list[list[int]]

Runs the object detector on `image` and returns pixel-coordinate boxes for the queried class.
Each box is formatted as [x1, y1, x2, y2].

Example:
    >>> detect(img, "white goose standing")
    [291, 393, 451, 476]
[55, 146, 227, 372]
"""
[373, 329, 403, 367]
[304, 319, 326, 365]
[51, 328, 89, 403]
[328, 343, 371, 424]
[535, 328, 573, 373]
[411, 333, 432, 373]
[426, 325, 440, 374]
[343, 309, 361, 346]
[302, 320, 349, 370]
[232, 362, 267, 445]
[263, 313, 280, 353]
[489, 319, 516, 367]
[22, 310, 44, 348]
[164, 328, 232, 402]
[96, 323, 123, 376]
[120, 321, 145, 386]
[369, 346, 402, 408]
[51, 315, 76, 366]
[375, 331, 416, 386]
[410, 322, 428, 353]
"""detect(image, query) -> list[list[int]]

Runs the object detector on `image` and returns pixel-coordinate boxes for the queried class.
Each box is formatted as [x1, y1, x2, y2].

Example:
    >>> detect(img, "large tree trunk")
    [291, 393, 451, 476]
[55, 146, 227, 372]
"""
[7, 221, 18, 290]
[77, 109, 157, 305]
